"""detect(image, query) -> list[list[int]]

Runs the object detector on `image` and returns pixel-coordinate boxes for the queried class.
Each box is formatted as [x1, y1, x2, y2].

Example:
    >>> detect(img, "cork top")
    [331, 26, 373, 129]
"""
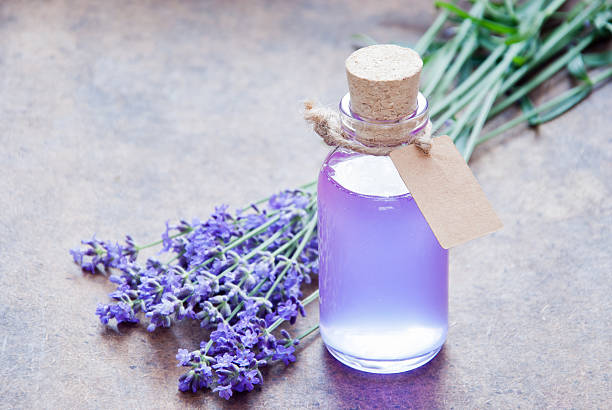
[345, 44, 423, 121]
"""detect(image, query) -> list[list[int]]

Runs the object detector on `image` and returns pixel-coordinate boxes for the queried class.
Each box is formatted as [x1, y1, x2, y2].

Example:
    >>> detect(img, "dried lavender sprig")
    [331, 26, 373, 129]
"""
[221, 211, 318, 325]
[73, 189, 318, 329]
[177, 288, 320, 399]
[73, 189, 320, 400]
[264, 217, 317, 300]
[200, 212, 318, 355]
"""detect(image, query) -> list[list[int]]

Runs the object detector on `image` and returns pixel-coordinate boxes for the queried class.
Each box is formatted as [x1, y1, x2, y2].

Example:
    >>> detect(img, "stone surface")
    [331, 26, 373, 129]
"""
[0, 0, 610, 408]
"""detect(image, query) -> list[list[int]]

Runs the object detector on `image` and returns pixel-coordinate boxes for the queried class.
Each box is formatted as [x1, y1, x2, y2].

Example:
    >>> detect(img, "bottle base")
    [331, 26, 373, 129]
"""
[325, 344, 442, 374]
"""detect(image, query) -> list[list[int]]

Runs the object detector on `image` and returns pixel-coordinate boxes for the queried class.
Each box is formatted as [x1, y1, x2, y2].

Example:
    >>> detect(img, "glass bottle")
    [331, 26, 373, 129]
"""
[317, 91, 448, 374]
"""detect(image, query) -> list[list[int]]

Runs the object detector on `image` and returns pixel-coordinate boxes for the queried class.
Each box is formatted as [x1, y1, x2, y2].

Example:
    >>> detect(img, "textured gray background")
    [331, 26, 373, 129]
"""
[1, 0, 610, 408]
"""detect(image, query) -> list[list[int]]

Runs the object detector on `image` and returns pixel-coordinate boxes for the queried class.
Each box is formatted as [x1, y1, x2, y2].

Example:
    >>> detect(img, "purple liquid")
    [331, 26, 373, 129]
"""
[318, 148, 448, 373]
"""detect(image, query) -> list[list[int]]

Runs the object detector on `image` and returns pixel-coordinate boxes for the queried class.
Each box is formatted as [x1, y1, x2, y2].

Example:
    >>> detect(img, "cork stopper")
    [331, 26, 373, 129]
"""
[345, 44, 423, 121]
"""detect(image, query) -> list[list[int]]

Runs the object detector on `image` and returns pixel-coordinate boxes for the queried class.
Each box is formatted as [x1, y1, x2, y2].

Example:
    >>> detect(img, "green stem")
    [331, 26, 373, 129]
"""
[477, 68, 612, 145]
[264, 217, 317, 300]
[183, 213, 285, 277]
[414, 9, 448, 55]
[431, 44, 506, 117]
[214, 220, 295, 280]
[213, 210, 318, 331]
[490, 33, 595, 117]
[464, 79, 502, 161]
[448, 75, 495, 141]
[135, 230, 191, 251]
[498, 0, 604, 97]
[296, 323, 320, 342]
[431, 32, 478, 104]
[433, 43, 523, 134]
[423, 2, 484, 96]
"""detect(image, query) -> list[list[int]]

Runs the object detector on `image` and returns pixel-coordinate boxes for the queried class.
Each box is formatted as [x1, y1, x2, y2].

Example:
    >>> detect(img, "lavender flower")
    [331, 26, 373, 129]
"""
[176, 349, 192, 366]
[70, 235, 138, 273]
[95, 302, 139, 325]
[71, 188, 319, 399]
[272, 345, 296, 365]
[213, 384, 233, 400]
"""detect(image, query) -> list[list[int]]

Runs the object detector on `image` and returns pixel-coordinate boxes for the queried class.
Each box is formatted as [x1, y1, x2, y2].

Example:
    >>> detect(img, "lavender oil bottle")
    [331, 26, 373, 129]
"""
[316, 45, 448, 373]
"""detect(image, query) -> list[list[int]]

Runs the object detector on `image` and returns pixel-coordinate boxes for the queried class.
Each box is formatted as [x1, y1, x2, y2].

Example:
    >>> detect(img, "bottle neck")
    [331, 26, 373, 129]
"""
[338, 92, 430, 152]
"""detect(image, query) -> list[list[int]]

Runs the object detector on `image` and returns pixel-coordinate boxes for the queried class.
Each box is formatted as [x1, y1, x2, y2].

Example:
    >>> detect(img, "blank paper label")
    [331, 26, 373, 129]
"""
[389, 135, 502, 249]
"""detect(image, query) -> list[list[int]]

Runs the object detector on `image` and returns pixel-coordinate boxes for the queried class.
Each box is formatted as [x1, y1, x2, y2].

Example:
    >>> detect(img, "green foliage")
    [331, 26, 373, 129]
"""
[352, 1, 611, 160]
[423, 0, 611, 160]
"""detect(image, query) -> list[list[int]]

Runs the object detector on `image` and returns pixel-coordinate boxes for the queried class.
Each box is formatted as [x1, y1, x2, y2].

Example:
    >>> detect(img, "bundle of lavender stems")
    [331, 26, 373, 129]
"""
[71, 0, 611, 400]
[71, 189, 319, 399]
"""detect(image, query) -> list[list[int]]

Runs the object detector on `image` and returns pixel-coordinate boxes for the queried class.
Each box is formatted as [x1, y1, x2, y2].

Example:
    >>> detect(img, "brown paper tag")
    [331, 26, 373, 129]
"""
[389, 135, 502, 249]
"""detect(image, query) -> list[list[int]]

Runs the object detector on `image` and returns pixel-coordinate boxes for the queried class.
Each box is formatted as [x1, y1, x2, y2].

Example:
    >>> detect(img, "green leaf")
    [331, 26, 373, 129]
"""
[537, 87, 592, 123]
[519, 96, 541, 126]
[497, 1, 603, 101]
[477, 33, 503, 52]
[463, 80, 502, 161]
[492, 34, 594, 117]
[458, 58, 476, 84]
[511, 37, 539, 66]
[583, 51, 612, 68]
[434, 1, 518, 34]
[504, 0, 516, 18]
[482, 0, 517, 24]
[593, 9, 612, 34]
[505, 0, 564, 45]
[414, 9, 449, 55]
[568, 54, 592, 85]
[431, 44, 507, 118]
[478, 66, 612, 146]
[432, 33, 478, 102]
[423, 2, 484, 96]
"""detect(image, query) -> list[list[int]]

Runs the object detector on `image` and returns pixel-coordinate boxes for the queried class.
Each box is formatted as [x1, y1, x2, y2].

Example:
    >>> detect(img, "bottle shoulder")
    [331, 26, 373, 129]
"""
[319, 148, 409, 197]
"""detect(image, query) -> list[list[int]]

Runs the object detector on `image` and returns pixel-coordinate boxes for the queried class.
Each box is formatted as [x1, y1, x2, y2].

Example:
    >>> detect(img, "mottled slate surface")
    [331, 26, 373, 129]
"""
[0, 0, 610, 408]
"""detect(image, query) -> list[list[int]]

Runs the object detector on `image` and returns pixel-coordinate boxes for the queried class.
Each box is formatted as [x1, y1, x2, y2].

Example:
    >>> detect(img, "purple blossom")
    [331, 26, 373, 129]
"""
[242, 213, 267, 230]
[212, 353, 235, 369]
[72, 188, 319, 400]
[276, 297, 305, 324]
[234, 350, 256, 367]
[272, 345, 296, 365]
[178, 364, 213, 393]
[213, 383, 233, 400]
[70, 235, 138, 273]
[268, 190, 310, 210]
[161, 221, 174, 253]
[145, 297, 177, 331]
[176, 349, 192, 366]
[240, 329, 258, 348]
[95, 302, 139, 325]
[234, 369, 261, 392]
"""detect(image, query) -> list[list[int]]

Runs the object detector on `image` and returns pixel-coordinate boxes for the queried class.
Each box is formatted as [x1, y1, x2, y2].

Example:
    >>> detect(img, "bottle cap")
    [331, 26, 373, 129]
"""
[345, 44, 423, 121]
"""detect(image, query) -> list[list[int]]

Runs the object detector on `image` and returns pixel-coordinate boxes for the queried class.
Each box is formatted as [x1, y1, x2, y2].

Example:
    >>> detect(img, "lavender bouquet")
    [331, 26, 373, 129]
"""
[71, 188, 319, 399]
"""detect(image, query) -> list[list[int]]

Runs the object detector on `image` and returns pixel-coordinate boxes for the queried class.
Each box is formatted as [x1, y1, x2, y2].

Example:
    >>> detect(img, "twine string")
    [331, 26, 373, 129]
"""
[303, 100, 432, 156]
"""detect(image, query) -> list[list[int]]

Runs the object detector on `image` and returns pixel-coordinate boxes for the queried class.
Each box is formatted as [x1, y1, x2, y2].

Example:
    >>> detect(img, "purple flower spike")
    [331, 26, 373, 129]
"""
[176, 349, 191, 366]
[273, 345, 296, 365]
[213, 383, 233, 400]
[73, 187, 319, 399]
